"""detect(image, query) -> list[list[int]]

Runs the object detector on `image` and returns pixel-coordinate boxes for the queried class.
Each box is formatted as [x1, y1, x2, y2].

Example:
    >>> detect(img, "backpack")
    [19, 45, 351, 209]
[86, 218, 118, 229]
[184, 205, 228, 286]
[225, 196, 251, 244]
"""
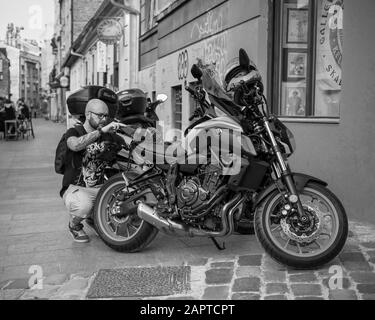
[54, 125, 86, 175]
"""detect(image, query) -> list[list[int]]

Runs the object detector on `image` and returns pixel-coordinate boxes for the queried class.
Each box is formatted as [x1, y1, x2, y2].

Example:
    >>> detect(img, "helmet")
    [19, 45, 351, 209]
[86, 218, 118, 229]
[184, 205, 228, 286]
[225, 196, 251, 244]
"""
[223, 51, 264, 105]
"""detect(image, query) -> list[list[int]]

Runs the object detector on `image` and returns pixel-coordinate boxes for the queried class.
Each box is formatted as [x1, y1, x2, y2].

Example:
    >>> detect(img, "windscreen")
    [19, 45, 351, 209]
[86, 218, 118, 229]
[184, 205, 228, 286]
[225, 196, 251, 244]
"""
[200, 63, 243, 117]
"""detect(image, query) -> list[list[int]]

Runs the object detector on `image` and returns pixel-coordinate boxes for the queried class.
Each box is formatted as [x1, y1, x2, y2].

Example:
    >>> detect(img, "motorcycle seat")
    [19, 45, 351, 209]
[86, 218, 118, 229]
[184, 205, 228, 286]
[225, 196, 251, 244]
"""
[119, 114, 154, 126]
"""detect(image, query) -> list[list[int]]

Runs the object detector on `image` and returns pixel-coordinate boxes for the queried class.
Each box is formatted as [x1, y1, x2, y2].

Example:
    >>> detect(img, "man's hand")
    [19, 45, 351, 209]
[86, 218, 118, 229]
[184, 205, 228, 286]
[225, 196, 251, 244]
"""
[101, 122, 127, 134]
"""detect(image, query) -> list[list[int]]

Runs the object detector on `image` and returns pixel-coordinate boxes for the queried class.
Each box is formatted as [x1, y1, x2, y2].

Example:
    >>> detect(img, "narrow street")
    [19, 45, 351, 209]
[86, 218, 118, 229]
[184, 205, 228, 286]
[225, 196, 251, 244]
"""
[0, 119, 375, 300]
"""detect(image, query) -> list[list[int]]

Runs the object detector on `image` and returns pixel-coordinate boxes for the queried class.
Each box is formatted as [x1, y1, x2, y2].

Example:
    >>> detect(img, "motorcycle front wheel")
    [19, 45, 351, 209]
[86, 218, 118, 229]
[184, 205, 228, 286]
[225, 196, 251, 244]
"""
[255, 182, 348, 269]
[93, 173, 159, 253]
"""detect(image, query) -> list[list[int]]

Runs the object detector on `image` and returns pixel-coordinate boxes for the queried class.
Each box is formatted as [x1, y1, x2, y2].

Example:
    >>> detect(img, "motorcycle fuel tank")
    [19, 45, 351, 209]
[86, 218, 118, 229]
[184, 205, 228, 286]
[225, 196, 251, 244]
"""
[183, 116, 257, 174]
[185, 116, 256, 155]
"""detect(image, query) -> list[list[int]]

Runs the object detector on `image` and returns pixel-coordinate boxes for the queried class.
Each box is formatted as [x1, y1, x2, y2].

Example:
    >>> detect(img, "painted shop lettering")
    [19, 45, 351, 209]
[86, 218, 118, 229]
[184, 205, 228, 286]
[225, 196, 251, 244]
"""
[326, 65, 342, 85]
[318, 0, 343, 88]
[190, 10, 224, 40]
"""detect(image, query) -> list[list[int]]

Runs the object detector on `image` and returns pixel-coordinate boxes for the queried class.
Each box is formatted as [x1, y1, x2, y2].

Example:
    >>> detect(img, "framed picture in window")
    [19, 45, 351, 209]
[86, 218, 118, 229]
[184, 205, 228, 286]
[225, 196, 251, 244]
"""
[282, 82, 307, 117]
[283, 4, 309, 48]
[287, 51, 307, 80]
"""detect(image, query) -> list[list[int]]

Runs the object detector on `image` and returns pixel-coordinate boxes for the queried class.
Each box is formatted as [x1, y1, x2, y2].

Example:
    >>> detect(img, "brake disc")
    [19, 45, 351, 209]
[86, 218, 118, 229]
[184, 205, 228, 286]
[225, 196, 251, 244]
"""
[280, 203, 325, 244]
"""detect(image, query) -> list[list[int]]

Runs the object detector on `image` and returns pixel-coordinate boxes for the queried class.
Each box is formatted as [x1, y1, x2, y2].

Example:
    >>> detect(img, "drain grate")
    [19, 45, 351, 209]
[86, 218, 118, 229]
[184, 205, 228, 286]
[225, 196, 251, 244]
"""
[87, 266, 191, 299]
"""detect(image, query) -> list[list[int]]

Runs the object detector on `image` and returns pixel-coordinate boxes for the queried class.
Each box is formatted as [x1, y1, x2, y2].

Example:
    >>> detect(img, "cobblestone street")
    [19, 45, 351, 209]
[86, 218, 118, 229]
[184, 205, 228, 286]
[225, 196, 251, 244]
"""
[1, 119, 375, 300]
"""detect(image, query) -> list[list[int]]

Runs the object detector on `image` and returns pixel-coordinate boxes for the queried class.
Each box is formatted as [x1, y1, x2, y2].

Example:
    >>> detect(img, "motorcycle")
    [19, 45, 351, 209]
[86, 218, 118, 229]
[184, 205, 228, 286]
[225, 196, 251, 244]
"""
[93, 49, 348, 269]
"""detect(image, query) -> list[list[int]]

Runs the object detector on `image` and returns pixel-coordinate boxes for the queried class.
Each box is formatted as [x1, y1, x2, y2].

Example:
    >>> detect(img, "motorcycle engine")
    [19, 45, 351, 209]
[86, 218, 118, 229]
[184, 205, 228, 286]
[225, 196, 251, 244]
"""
[177, 165, 223, 229]
[177, 177, 209, 212]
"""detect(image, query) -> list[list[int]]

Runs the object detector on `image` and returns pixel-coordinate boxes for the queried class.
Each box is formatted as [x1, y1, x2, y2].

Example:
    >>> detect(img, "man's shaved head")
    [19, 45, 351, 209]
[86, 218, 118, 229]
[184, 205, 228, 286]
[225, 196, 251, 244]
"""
[85, 99, 110, 130]
[85, 99, 109, 116]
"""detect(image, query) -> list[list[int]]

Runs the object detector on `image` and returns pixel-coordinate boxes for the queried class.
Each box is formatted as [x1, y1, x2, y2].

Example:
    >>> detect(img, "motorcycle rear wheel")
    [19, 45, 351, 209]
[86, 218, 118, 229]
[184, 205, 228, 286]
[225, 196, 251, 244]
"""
[255, 182, 348, 269]
[93, 173, 159, 253]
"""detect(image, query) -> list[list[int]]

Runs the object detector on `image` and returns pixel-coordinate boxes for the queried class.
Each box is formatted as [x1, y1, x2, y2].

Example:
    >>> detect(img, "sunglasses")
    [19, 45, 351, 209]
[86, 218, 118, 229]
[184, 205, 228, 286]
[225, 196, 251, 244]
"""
[90, 111, 109, 120]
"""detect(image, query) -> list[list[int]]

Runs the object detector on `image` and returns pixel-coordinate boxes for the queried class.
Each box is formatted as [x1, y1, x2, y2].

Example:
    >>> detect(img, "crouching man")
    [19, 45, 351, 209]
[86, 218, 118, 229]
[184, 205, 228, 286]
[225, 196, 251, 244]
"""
[60, 99, 125, 242]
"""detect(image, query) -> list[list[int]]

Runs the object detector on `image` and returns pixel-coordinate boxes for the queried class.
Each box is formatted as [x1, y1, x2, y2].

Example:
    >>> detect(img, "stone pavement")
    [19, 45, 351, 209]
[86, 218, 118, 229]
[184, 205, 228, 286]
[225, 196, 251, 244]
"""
[1, 119, 375, 300]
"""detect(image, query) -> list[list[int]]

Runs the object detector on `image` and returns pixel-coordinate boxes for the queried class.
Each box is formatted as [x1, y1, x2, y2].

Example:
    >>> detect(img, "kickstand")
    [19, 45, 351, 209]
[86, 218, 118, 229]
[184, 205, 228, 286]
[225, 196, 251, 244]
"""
[210, 237, 226, 251]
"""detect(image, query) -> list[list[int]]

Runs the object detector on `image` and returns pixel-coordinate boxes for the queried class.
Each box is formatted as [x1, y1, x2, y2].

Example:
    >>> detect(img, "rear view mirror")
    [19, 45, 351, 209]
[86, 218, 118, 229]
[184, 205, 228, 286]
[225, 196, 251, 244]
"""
[239, 48, 250, 69]
[157, 94, 168, 103]
[191, 64, 203, 81]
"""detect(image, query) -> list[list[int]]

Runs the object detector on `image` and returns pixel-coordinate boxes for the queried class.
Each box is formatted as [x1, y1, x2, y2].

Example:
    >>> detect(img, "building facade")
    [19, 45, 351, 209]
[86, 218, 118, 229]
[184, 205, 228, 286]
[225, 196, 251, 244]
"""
[61, 0, 140, 127]
[0, 48, 11, 99]
[50, 0, 104, 121]
[0, 40, 41, 106]
[136, 0, 375, 225]
[19, 44, 42, 109]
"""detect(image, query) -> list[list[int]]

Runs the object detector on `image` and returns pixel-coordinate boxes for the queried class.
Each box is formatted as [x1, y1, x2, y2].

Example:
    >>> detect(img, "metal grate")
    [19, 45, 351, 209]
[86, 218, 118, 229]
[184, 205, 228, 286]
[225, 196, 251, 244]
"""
[87, 266, 191, 299]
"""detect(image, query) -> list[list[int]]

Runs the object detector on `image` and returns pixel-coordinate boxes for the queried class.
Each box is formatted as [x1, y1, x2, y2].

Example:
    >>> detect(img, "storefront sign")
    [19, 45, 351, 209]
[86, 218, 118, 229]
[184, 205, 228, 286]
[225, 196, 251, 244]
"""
[97, 41, 107, 73]
[97, 19, 123, 45]
[60, 76, 70, 88]
[318, 0, 343, 89]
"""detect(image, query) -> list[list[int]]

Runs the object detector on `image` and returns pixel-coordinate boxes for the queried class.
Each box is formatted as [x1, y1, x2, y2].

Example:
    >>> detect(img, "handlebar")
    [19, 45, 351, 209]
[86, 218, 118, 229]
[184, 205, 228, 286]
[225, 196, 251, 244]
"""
[185, 85, 207, 122]
[185, 86, 196, 96]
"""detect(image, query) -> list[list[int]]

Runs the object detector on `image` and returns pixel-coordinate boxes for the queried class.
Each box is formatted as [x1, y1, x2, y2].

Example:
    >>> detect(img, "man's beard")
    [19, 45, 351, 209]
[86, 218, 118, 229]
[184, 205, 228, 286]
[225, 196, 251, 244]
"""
[89, 117, 108, 130]
[89, 118, 100, 130]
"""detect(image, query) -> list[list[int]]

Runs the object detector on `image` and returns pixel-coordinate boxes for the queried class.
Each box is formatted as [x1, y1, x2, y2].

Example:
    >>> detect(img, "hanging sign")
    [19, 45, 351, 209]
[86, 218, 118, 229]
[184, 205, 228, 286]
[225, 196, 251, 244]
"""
[97, 18, 123, 45]
[60, 76, 70, 88]
[97, 41, 107, 73]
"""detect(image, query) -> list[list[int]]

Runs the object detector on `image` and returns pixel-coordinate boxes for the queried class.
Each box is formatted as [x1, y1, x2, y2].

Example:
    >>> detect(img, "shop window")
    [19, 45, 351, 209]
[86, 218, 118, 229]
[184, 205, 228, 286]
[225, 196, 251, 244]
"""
[172, 85, 182, 130]
[92, 54, 95, 85]
[273, 0, 343, 118]
[113, 43, 119, 91]
[157, 0, 178, 13]
[140, 0, 157, 36]
[85, 60, 88, 86]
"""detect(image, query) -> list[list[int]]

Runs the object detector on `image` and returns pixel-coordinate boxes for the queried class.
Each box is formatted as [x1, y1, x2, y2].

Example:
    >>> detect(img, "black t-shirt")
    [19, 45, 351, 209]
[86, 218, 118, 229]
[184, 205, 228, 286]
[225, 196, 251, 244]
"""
[60, 126, 124, 197]
[5, 105, 16, 120]
[21, 105, 30, 119]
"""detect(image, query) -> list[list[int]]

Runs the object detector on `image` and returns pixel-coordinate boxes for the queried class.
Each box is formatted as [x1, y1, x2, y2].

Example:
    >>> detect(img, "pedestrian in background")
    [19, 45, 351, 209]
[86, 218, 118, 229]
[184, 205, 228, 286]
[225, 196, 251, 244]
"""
[0, 97, 6, 137]
[41, 96, 49, 120]
[2, 99, 17, 135]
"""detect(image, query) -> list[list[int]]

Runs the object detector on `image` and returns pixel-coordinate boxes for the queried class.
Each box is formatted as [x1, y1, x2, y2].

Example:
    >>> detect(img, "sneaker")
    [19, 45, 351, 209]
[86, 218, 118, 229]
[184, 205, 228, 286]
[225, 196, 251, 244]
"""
[85, 217, 98, 236]
[68, 223, 90, 243]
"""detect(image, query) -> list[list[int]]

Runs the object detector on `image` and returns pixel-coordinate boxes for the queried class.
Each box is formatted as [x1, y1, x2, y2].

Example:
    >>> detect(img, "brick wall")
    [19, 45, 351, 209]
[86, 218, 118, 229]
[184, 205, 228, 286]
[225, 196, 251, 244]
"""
[72, 0, 105, 42]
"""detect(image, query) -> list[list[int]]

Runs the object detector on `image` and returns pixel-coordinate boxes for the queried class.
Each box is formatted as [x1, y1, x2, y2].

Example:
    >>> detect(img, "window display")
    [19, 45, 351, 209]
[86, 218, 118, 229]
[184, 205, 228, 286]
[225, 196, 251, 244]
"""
[314, 0, 343, 117]
[276, 0, 343, 118]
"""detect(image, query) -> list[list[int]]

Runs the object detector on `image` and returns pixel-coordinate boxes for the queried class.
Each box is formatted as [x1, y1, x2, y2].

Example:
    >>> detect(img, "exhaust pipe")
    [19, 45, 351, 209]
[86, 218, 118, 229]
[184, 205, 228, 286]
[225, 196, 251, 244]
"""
[137, 194, 243, 238]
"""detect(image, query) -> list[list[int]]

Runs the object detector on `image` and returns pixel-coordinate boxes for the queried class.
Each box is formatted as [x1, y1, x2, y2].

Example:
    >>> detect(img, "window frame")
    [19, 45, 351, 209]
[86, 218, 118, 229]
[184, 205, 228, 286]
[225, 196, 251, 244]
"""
[269, 0, 341, 122]
[171, 85, 183, 130]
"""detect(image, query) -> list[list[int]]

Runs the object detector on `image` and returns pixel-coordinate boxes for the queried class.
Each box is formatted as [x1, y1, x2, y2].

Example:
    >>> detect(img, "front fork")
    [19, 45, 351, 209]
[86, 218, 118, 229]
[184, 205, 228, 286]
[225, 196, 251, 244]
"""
[264, 119, 307, 220]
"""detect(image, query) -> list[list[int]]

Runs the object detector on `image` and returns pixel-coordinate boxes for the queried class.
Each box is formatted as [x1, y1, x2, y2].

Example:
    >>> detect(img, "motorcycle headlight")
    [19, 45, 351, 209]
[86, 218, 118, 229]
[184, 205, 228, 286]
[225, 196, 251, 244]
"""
[271, 117, 296, 156]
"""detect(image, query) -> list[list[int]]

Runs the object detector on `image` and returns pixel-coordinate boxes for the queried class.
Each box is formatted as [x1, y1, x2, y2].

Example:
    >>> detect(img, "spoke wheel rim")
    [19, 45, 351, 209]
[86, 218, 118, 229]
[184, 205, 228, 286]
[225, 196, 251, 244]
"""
[97, 180, 144, 242]
[265, 187, 340, 258]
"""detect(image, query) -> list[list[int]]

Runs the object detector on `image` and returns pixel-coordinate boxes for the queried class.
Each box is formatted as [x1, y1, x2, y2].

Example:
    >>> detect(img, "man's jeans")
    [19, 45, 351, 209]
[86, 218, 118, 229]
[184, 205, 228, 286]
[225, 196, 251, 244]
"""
[63, 185, 100, 220]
